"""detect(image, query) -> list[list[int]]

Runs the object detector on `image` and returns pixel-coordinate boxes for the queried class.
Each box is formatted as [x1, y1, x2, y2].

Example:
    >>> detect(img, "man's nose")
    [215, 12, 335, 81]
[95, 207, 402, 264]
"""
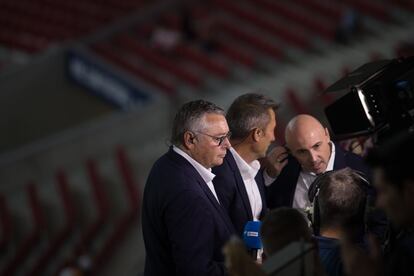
[309, 150, 318, 162]
[222, 137, 231, 149]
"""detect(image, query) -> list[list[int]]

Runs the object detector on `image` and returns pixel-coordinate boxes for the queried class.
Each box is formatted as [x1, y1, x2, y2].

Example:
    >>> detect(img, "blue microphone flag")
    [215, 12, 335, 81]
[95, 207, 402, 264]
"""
[243, 220, 262, 250]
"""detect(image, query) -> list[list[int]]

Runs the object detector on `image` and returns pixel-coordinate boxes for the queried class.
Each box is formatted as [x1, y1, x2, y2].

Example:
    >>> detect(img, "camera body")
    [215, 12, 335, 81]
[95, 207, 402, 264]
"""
[324, 57, 414, 143]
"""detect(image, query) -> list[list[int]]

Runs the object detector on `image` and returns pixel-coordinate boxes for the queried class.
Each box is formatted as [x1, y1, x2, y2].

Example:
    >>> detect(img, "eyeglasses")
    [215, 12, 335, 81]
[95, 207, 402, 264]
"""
[194, 131, 232, 146]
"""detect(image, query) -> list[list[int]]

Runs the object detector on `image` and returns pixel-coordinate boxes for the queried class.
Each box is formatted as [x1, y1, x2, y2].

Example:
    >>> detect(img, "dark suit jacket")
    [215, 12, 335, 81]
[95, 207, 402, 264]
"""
[212, 150, 267, 237]
[142, 148, 235, 276]
[266, 143, 370, 209]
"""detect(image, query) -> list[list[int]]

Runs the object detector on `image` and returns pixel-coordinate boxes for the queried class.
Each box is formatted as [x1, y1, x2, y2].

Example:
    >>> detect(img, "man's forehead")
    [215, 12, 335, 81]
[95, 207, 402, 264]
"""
[288, 142, 322, 154]
[287, 131, 325, 149]
[203, 113, 229, 132]
[204, 112, 225, 121]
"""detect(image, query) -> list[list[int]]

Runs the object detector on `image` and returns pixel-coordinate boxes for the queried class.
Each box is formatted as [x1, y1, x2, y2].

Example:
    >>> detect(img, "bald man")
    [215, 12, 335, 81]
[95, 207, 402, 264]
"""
[264, 114, 370, 210]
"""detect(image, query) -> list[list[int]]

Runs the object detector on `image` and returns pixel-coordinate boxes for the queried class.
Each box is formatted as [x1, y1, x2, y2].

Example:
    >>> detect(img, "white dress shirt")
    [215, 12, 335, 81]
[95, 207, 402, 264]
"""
[173, 146, 220, 204]
[292, 143, 336, 210]
[230, 148, 262, 221]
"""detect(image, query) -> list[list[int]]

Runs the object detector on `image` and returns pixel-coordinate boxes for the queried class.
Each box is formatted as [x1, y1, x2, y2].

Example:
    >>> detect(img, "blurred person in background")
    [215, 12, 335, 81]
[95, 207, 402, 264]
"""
[341, 136, 374, 157]
[142, 100, 235, 276]
[335, 8, 364, 44]
[223, 207, 324, 276]
[260, 207, 313, 257]
[151, 17, 182, 54]
[341, 131, 414, 276]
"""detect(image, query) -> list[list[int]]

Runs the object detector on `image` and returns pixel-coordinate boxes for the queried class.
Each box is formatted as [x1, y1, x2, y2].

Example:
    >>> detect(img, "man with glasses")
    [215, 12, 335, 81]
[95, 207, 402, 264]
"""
[213, 93, 278, 238]
[142, 100, 235, 276]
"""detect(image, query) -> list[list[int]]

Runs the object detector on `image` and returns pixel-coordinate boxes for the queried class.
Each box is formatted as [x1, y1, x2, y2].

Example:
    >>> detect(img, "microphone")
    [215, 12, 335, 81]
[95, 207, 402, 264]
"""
[242, 220, 262, 260]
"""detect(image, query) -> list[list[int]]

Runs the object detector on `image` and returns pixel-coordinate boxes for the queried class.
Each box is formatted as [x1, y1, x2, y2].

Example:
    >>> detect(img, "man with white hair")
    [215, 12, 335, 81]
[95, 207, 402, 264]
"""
[142, 100, 235, 276]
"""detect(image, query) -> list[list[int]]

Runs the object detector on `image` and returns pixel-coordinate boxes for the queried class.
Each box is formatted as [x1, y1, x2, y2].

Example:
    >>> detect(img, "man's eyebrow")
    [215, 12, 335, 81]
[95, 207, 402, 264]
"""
[312, 141, 322, 147]
[210, 132, 227, 137]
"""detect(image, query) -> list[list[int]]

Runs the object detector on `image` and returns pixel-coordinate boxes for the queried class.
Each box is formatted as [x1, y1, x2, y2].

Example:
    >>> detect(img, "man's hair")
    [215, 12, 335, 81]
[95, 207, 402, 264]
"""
[226, 93, 278, 140]
[170, 100, 224, 146]
[317, 168, 367, 229]
[261, 207, 312, 255]
[366, 131, 414, 190]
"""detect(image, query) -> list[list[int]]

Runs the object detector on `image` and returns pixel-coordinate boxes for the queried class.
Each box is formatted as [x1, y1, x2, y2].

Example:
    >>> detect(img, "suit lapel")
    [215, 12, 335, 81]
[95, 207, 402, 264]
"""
[195, 175, 235, 233]
[168, 148, 235, 233]
[226, 152, 254, 220]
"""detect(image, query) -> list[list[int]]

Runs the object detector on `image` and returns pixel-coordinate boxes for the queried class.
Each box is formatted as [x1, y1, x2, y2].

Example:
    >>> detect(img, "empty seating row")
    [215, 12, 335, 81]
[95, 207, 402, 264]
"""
[0, 146, 141, 275]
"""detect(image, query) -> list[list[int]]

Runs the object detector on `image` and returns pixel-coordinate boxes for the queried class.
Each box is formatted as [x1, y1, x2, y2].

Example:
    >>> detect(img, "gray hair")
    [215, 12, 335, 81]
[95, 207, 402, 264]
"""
[170, 100, 225, 146]
[226, 93, 278, 139]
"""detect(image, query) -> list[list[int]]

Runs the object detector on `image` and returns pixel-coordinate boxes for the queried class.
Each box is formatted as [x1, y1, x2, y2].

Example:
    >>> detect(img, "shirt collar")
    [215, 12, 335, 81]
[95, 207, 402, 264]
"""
[230, 147, 260, 180]
[325, 142, 335, 172]
[172, 145, 215, 183]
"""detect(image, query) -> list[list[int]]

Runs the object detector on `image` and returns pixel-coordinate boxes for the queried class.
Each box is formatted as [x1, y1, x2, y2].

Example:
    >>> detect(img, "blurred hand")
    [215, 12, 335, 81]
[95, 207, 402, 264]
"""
[265, 146, 289, 178]
[223, 236, 266, 276]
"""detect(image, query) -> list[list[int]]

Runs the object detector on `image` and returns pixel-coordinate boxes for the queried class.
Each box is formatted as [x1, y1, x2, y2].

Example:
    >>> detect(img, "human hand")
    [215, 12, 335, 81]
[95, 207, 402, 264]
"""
[265, 146, 289, 178]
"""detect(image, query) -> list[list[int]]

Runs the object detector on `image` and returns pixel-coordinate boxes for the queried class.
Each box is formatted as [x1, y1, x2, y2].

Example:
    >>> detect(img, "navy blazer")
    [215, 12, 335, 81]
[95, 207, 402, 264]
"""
[142, 148, 235, 276]
[212, 150, 267, 237]
[266, 143, 370, 209]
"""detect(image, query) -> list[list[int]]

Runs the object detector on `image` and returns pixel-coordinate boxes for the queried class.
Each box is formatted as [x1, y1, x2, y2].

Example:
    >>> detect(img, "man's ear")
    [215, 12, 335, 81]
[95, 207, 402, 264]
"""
[183, 131, 196, 149]
[252, 128, 262, 142]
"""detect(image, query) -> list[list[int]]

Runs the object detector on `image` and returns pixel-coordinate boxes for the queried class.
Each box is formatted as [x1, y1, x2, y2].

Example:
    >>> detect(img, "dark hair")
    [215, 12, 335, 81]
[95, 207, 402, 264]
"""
[170, 100, 224, 146]
[317, 168, 367, 229]
[261, 207, 312, 255]
[366, 131, 414, 190]
[226, 93, 278, 140]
